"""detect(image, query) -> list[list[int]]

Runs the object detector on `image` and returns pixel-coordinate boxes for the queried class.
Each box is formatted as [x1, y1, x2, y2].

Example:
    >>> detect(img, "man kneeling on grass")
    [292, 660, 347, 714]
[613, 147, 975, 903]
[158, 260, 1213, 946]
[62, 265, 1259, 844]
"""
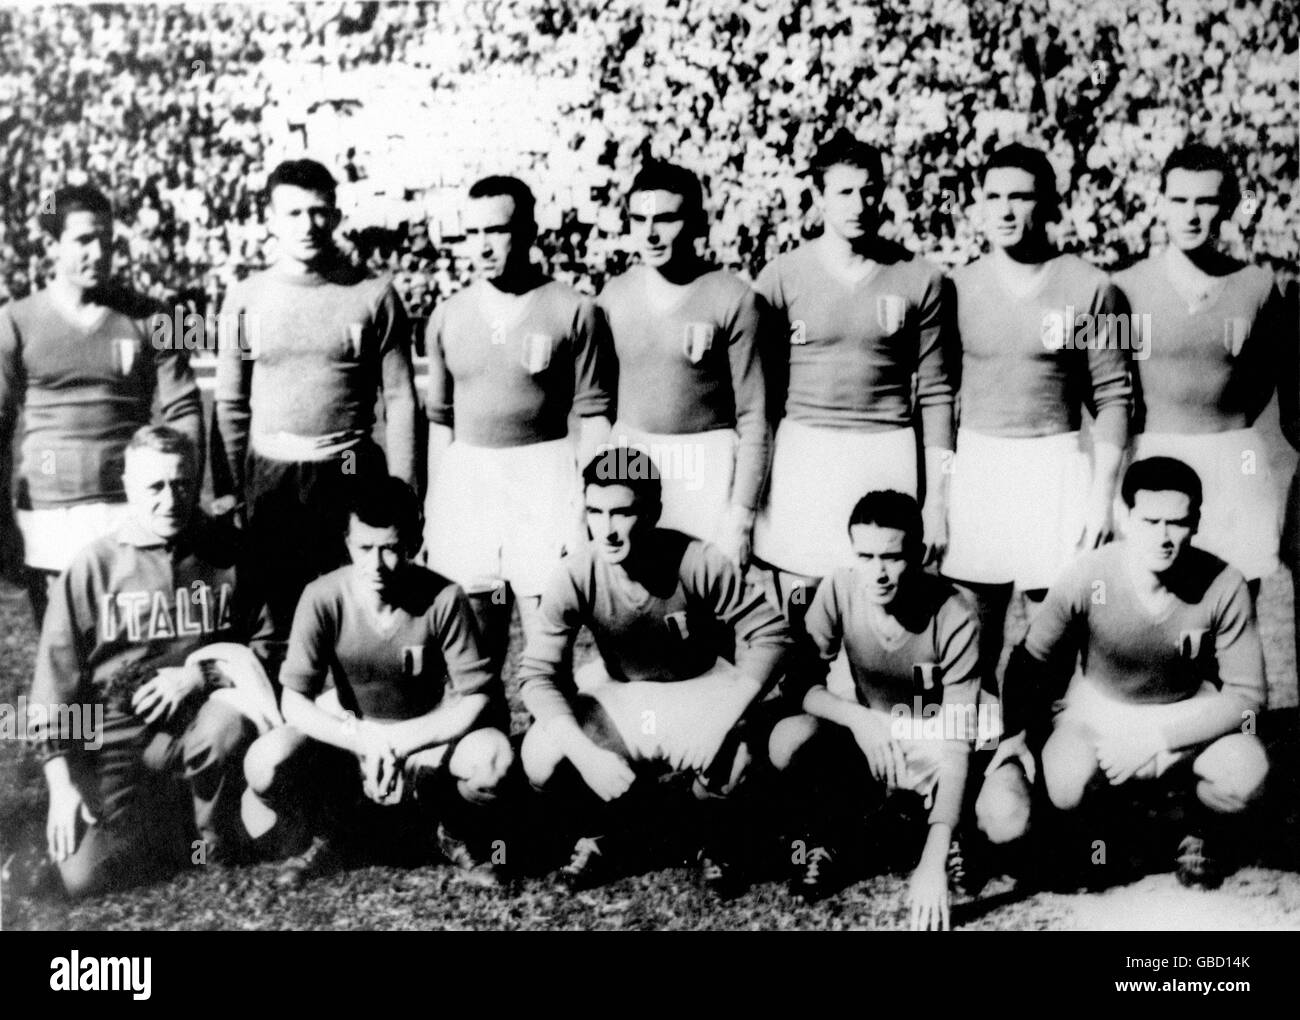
[240, 476, 513, 889]
[32, 426, 264, 898]
[768, 490, 981, 930]
[518, 448, 791, 896]
[978, 457, 1268, 890]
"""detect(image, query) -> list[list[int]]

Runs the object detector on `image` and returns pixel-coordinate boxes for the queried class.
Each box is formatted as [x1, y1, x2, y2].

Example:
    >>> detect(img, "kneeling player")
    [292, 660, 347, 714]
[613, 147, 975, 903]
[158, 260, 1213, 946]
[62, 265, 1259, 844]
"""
[769, 491, 980, 929]
[981, 457, 1268, 889]
[518, 448, 791, 895]
[241, 477, 513, 888]
[31, 426, 260, 898]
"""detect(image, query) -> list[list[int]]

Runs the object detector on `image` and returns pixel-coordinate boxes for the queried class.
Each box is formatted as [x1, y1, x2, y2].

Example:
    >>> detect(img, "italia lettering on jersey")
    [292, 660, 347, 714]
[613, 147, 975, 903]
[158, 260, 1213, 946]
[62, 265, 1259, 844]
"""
[98, 581, 234, 642]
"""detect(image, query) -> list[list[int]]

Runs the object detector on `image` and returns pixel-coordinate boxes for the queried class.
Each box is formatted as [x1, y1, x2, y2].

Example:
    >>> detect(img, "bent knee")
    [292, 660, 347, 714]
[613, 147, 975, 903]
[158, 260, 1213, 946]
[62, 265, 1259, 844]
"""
[451, 728, 514, 793]
[243, 727, 305, 796]
[186, 698, 256, 770]
[768, 714, 820, 772]
[975, 765, 1032, 844]
[1195, 734, 1269, 813]
[1041, 726, 1096, 811]
[520, 725, 563, 789]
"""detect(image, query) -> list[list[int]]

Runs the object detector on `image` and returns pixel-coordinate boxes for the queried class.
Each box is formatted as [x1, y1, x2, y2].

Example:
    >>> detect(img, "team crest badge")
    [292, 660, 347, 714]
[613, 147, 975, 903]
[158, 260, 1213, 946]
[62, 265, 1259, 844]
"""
[521, 333, 553, 374]
[876, 295, 906, 334]
[682, 322, 713, 364]
[1222, 317, 1248, 357]
[115, 338, 137, 376]
[913, 663, 940, 691]
[664, 611, 690, 641]
[402, 645, 425, 678]
[1177, 628, 1209, 661]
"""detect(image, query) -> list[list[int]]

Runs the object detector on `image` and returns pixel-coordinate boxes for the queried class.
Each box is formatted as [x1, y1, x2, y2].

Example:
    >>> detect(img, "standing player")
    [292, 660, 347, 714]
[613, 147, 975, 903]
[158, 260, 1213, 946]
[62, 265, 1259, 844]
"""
[596, 160, 769, 568]
[768, 491, 980, 929]
[518, 448, 791, 894]
[424, 175, 612, 673]
[241, 476, 513, 888]
[980, 458, 1268, 889]
[0, 185, 202, 623]
[31, 426, 258, 898]
[215, 159, 418, 668]
[752, 130, 956, 629]
[944, 143, 1131, 743]
[1114, 143, 1300, 589]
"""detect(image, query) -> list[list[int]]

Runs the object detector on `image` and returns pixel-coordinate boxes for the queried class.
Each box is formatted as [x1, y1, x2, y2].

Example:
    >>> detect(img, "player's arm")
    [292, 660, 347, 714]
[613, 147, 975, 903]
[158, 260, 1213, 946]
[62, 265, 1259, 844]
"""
[147, 300, 205, 489]
[1079, 281, 1133, 548]
[422, 307, 455, 514]
[916, 272, 958, 564]
[0, 307, 24, 579]
[1154, 574, 1266, 752]
[213, 284, 254, 498]
[798, 575, 907, 786]
[32, 559, 97, 861]
[379, 586, 496, 758]
[720, 287, 773, 568]
[752, 259, 790, 428]
[278, 591, 392, 761]
[701, 540, 787, 702]
[572, 298, 613, 466]
[375, 286, 418, 487]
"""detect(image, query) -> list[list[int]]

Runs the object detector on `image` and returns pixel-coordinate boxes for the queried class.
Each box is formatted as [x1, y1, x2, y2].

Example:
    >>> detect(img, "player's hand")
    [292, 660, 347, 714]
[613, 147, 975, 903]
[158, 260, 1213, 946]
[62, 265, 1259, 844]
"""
[851, 712, 905, 789]
[46, 781, 95, 863]
[355, 722, 401, 802]
[718, 505, 756, 571]
[920, 501, 948, 568]
[986, 730, 1037, 786]
[573, 745, 636, 802]
[131, 665, 204, 725]
[908, 859, 951, 931]
[1095, 725, 1165, 786]
[1078, 495, 1114, 551]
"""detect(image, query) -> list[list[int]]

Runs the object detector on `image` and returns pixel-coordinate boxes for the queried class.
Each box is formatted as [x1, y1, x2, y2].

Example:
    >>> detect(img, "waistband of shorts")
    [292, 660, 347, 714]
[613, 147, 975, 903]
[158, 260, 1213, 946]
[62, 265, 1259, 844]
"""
[251, 430, 370, 463]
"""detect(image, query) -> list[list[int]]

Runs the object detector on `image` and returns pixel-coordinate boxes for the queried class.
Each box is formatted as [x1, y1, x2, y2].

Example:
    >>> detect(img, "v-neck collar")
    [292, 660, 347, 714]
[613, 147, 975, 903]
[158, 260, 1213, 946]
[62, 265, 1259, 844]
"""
[989, 251, 1056, 303]
[1120, 552, 1180, 624]
[640, 266, 700, 315]
[816, 239, 884, 289]
[1161, 248, 1228, 315]
[47, 292, 113, 335]
[476, 280, 540, 331]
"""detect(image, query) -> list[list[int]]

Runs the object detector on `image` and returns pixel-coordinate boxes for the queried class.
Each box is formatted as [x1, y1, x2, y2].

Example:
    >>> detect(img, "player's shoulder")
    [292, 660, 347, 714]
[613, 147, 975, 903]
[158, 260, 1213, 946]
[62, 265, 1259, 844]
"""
[398, 563, 465, 615]
[99, 284, 168, 322]
[1233, 261, 1279, 301]
[1110, 252, 1158, 287]
[595, 265, 640, 303]
[882, 242, 945, 287]
[1053, 250, 1109, 288]
[949, 252, 990, 288]
[667, 529, 724, 577]
[1174, 545, 1247, 606]
[758, 240, 818, 283]
[299, 566, 351, 609]
[923, 572, 979, 624]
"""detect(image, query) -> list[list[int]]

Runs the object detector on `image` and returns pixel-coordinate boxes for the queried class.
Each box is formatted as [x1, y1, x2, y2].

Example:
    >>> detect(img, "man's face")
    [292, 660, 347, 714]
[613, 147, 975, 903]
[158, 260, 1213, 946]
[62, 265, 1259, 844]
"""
[268, 185, 339, 265]
[628, 189, 693, 270]
[1124, 489, 1197, 574]
[51, 210, 113, 291]
[1161, 168, 1229, 253]
[585, 483, 653, 566]
[345, 517, 406, 598]
[819, 164, 883, 243]
[848, 523, 912, 607]
[123, 448, 197, 542]
[464, 194, 522, 281]
[980, 167, 1044, 251]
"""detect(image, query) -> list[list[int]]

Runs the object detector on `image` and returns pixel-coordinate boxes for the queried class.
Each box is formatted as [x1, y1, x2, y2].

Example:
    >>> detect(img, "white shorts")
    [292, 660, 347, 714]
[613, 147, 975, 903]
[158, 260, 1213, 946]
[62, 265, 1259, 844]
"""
[425, 437, 581, 598]
[576, 657, 751, 766]
[754, 420, 918, 578]
[1054, 675, 1218, 780]
[17, 502, 133, 573]
[1125, 429, 1282, 581]
[944, 430, 1090, 590]
[608, 424, 738, 544]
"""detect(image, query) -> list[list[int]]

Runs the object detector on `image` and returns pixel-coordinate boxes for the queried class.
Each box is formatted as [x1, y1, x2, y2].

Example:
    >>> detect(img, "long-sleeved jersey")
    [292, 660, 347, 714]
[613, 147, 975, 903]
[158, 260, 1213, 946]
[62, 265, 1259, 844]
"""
[0, 286, 202, 509]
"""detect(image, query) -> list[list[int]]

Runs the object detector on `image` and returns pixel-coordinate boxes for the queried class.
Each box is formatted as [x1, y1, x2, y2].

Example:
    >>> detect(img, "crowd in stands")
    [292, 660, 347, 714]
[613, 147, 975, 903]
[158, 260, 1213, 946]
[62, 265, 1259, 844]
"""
[1, 0, 1296, 327]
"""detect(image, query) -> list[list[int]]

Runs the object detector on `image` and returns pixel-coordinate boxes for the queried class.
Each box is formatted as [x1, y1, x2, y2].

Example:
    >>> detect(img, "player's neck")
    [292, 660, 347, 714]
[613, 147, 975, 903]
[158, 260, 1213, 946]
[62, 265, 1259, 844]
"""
[645, 255, 705, 287]
[485, 261, 545, 296]
[821, 230, 885, 267]
[1165, 243, 1235, 279]
[48, 274, 98, 309]
[991, 237, 1053, 268]
[275, 248, 343, 279]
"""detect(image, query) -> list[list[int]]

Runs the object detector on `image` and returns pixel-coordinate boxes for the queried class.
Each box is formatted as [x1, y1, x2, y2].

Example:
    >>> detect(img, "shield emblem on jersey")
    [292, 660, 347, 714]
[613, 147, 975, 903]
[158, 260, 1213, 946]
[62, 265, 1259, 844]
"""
[402, 645, 425, 678]
[682, 322, 713, 364]
[521, 333, 553, 374]
[876, 295, 906, 334]
[1222, 317, 1248, 357]
[913, 662, 940, 691]
[115, 338, 137, 376]
[1177, 629, 1209, 661]
[665, 611, 690, 641]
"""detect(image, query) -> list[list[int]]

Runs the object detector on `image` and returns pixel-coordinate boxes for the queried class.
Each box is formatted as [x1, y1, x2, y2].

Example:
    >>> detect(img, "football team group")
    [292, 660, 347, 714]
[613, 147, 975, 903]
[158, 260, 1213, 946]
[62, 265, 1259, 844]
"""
[2, 128, 1296, 931]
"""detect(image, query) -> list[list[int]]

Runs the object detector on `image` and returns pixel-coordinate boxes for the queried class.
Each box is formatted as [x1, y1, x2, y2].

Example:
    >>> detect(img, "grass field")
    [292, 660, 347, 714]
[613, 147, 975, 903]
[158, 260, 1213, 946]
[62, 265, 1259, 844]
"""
[2, 563, 1299, 931]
